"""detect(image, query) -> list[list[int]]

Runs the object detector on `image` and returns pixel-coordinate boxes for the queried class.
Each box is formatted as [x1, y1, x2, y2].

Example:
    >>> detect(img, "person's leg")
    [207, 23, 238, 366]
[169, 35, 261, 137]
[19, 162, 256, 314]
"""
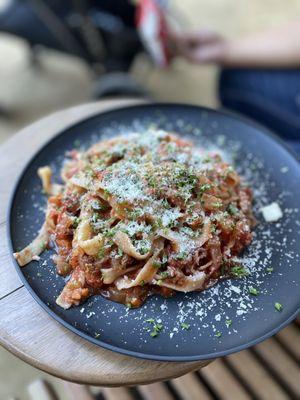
[219, 69, 300, 153]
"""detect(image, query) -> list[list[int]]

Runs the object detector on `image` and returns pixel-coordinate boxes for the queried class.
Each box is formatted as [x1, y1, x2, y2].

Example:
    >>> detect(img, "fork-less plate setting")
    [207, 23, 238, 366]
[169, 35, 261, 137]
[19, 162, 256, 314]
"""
[8, 104, 300, 361]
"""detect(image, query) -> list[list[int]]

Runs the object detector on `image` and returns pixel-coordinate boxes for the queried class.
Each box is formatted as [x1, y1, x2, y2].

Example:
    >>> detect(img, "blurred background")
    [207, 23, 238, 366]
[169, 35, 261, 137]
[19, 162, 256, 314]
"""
[0, 0, 300, 399]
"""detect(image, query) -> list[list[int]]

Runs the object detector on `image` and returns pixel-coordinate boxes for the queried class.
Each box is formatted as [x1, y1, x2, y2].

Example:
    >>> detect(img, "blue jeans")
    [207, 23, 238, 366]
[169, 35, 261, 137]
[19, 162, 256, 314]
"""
[219, 69, 300, 155]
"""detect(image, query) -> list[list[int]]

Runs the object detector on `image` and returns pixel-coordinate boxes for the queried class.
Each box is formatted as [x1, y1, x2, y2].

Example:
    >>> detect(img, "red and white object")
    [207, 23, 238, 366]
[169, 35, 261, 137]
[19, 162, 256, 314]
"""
[136, 0, 170, 67]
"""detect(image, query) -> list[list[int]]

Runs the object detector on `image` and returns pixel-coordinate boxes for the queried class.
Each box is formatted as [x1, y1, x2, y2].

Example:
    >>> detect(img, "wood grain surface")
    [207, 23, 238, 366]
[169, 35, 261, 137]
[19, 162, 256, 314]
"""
[0, 99, 209, 386]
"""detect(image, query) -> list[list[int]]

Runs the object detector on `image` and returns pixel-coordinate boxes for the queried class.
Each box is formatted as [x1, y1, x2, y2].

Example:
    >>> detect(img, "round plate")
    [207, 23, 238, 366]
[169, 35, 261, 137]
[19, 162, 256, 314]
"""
[8, 104, 300, 361]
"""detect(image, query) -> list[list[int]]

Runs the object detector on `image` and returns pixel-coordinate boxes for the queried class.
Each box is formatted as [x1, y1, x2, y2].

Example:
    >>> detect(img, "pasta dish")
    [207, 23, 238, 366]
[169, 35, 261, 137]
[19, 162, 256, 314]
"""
[14, 131, 255, 309]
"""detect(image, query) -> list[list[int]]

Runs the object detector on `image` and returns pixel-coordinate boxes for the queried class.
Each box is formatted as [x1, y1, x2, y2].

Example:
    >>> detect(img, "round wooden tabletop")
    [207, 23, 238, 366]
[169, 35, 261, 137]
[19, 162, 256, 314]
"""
[0, 99, 209, 386]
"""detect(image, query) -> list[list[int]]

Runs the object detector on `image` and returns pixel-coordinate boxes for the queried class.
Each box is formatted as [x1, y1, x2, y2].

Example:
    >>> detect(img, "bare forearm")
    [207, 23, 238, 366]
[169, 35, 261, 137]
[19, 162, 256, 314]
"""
[222, 22, 300, 68]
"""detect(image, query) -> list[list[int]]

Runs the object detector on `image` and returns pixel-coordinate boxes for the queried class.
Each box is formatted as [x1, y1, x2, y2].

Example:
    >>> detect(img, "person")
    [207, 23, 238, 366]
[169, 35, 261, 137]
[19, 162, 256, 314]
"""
[170, 21, 300, 154]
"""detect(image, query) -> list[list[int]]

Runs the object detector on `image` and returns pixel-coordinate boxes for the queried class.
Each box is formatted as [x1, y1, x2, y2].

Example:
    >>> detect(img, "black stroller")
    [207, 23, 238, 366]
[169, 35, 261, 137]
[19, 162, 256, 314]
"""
[0, 0, 148, 98]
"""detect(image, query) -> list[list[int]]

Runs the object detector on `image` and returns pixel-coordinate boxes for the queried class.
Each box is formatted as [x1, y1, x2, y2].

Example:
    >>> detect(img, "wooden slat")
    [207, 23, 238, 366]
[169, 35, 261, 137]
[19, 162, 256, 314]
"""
[63, 383, 94, 400]
[200, 359, 251, 400]
[0, 286, 206, 386]
[226, 350, 289, 400]
[27, 379, 57, 400]
[102, 388, 134, 400]
[254, 338, 300, 397]
[138, 383, 174, 400]
[170, 372, 212, 400]
[276, 324, 300, 362]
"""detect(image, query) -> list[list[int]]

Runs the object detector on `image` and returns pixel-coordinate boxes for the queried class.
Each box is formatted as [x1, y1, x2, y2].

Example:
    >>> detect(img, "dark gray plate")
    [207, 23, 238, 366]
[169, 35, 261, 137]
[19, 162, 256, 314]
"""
[8, 104, 300, 361]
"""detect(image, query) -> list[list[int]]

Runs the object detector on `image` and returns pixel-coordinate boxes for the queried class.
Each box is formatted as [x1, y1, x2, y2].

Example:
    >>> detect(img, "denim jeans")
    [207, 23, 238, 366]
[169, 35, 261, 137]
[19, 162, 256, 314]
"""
[219, 69, 300, 155]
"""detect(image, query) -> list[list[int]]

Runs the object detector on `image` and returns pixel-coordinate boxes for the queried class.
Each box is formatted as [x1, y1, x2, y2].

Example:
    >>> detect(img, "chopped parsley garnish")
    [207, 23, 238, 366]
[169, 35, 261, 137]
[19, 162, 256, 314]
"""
[228, 203, 239, 215]
[145, 319, 163, 338]
[159, 271, 169, 279]
[275, 302, 283, 312]
[225, 319, 232, 328]
[153, 218, 163, 229]
[181, 323, 190, 330]
[145, 318, 155, 323]
[213, 201, 222, 208]
[97, 248, 105, 259]
[126, 303, 132, 309]
[73, 217, 81, 228]
[266, 267, 274, 273]
[215, 331, 222, 338]
[198, 183, 211, 196]
[104, 227, 117, 238]
[248, 287, 259, 296]
[231, 265, 248, 278]
[139, 246, 150, 255]
[153, 261, 161, 269]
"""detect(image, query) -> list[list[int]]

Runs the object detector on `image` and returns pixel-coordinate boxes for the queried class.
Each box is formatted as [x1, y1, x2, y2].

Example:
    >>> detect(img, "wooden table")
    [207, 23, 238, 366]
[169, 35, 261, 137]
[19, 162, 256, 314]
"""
[0, 99, 209, 386]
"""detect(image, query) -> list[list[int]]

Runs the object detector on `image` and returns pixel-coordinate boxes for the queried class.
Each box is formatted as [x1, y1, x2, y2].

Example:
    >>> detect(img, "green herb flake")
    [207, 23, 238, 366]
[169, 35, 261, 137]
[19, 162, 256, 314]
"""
[139, 246, 150, 255]
[153, 261, 161, 269]
[146, 319, 163, 337]
[249, 287, 259, 296]
[73, 217, 81, 228]
[94, 332, 101, 338]
[97, 248, 105, 259]
[215, 332, 222, 338]
[275, 302, 283, 312]
[154, 323, 163, 331]
[213, 201, 222, 208]
[198, 183, 212, 195]
[145, 318, 155, 324]
[159, 271, 169, 279]
[225, 319, 232, 328]
[266, 267, 274, 273]
[104, 228, 116, 238]
[231, 265, 248, 278]
[228, 203, 239, 215]
[126, 303, 132, 309]
[181, 323, 190, 330]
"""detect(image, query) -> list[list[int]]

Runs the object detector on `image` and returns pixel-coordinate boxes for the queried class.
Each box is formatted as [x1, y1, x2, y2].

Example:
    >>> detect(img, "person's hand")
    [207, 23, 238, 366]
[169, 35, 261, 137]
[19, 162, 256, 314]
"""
[169, 29, 228, 64]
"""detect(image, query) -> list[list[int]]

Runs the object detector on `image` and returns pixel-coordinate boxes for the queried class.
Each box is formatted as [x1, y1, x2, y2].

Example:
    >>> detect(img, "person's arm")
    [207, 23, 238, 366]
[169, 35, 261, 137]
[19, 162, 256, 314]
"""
[171, 21, 300, 68]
